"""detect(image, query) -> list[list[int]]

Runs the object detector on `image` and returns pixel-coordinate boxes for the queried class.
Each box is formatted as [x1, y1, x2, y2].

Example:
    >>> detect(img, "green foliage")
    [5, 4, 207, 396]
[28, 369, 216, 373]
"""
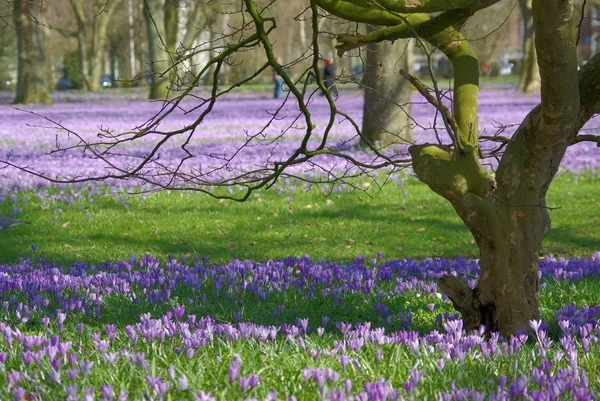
[63, 50, 82, 89]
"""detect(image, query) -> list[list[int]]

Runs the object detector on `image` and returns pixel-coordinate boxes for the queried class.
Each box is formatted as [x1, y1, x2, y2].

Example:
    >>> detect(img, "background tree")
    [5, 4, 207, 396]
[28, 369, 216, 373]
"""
[517, 0, 540, 92]
[143, 0, 208, 99]
[361, 27, 414, 146]
[0, 1, 17, 89]
[13, 0, 51, 104]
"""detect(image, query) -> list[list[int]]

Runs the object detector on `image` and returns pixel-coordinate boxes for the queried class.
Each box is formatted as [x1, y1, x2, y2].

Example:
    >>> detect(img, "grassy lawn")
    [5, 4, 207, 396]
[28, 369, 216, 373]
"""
[0, 173, 598, 399]
[1, 173, 598, 266]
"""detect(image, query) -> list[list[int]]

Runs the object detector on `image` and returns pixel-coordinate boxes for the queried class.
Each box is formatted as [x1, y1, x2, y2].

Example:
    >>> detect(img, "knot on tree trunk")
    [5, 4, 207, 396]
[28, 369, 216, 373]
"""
[438, 275, 492, 332]
[409, 144, 496, 198]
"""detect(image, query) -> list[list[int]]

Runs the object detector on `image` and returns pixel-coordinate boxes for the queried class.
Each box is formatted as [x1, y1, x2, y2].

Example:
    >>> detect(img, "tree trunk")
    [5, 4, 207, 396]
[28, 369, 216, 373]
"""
[143, 0, 187, 99]
[89, 0, 124, 91]
[144, 0, 171, 99]
[361, 26, 413, 146]
[406, 0, 581, 336]
[69, 0, 90, 90]
[13, 0, 51, 105]
[439, 193, 547, 335]
[518, 0, 540, 93]
[76, 27, 90, 90]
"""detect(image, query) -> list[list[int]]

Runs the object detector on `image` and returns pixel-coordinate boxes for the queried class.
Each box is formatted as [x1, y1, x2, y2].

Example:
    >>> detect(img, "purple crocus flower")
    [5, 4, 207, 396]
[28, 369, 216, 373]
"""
[101, 384, 115, 401]
[195, 391, 216, 401]
[229, 359, 242, 384]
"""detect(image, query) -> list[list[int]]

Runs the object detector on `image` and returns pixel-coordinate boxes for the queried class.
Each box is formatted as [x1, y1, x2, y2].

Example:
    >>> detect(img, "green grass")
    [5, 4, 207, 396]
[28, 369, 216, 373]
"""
[1, 173, 598, 266]
[1, 173, 600, 399]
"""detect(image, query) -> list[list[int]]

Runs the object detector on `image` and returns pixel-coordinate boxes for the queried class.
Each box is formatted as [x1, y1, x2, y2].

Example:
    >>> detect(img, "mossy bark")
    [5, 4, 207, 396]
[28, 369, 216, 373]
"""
[13, 0, 51, 105]
[439, 0, 580, 336]
[315, 0, 584, 336]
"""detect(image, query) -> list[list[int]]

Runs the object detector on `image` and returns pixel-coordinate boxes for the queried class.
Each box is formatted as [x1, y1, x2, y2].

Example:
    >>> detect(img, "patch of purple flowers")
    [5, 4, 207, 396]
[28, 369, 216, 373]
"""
[0, 252, 596, 398]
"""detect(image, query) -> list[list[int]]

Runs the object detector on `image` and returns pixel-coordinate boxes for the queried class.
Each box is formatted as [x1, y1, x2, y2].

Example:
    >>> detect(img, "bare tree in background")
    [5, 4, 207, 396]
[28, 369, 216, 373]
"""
[13, 0, 51, 104]
[361, 27, 413, 146]
[518, 0, 540, 92]
[58, 0, 125, 90]
[4, 0, 600, 336]
[143, 0, 208, 99]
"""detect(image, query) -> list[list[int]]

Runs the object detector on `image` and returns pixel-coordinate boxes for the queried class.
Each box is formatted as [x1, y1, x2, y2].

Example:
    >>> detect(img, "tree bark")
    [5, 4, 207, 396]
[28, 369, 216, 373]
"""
[144, 0, 170, 99]
[13, 0, 51, 105]
[437, 0, 580, 336]
[68, 0, 90, 90]
[361, 26, 413, 146]
[517, 0, 540, 93]
[89, 0, 124, 91]
[144, 0, 205, 99]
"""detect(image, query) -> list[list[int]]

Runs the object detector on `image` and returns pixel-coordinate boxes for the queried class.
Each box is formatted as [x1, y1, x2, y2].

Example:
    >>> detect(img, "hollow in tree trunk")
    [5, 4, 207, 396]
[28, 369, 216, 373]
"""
[361, 26, 413, 146]
[13, 0, 51, 105]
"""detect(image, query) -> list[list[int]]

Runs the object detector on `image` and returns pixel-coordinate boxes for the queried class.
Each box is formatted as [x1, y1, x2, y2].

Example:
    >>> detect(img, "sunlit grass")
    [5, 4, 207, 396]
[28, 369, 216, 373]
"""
[1, 173, 598, 266]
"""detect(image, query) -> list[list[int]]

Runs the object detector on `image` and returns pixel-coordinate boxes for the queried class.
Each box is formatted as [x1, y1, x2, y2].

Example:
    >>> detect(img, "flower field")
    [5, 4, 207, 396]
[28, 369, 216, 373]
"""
[0, 254, 600, 400]
[1, 88, 599, 197]
[1, 88, 600, 400]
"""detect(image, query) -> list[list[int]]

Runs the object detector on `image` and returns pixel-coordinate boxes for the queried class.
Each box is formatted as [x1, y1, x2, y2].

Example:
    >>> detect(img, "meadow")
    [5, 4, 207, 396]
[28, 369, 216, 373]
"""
[0, 87, 599, 400]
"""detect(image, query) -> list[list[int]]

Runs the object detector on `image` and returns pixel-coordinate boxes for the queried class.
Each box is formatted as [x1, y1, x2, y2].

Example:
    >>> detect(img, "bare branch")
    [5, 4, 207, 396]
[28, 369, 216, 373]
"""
[570, 134, 600, 146]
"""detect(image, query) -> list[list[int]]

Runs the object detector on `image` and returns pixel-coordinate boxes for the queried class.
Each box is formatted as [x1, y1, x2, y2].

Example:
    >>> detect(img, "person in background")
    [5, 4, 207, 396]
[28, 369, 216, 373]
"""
[273, 58, 284, 99]
[322, 58, 337, 97]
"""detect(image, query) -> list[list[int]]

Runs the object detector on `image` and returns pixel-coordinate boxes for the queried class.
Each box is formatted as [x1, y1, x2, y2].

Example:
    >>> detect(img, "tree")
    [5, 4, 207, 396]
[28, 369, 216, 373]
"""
[518, 0, 541, 92]
[361, 27, 413, 146]
[0, 1, 17, 89]
[61, 0, 124, 91]
[5, 0, 600, 336]
[13, 0, 51, 105]
[143, 0, 207, 99]
[318, 0, 600, 335]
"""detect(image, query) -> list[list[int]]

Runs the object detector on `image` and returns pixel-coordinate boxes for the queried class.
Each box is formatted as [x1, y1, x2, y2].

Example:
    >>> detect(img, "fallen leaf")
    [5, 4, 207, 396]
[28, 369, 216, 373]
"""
[305, 204, 313, 209]
[347, 238, 355, 245]
[326, 199, 334, 206]
[289, 205, 295, 213]
[61, 221, 70, 228]
[184, 252, 193, 258]
[417, 227, 426, 233]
